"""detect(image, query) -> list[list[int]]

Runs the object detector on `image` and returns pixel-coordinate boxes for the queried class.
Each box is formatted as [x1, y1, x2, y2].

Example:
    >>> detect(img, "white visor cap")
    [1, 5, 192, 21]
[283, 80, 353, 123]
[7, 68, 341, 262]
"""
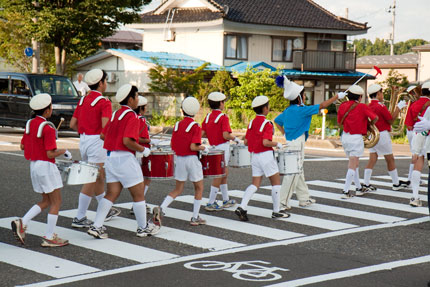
[138, 96, 147, 106]
[208, 92, 226, 102]
[84, 69, 103, 85]
[30, 93, 52, 110]
[251, 95, 269, 108]
[116, 84, 133, 103]
[422, 82, 430, 90]
[348, 85, 364, 96]
[368, 84, 382, 95]
[182, 97, 200, 116]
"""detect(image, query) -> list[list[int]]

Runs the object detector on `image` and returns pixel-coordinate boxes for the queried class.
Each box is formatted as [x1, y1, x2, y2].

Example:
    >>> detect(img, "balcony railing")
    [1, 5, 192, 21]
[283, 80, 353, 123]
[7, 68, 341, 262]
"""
[293, 50, 356, 72]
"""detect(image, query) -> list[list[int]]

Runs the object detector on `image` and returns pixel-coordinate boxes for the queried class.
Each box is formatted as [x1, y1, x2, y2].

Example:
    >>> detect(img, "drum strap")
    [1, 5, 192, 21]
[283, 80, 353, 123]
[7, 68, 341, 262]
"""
[110, 111, 117, 122]
[214, 113, 224, 124]
[174, 121, 179, 132]
[248, 119, 253, 129]
[78, 96, 85, 106]
[414, 100, 430, 122]
[118, 109, 134, 121]
[340, 102, 358, 126]
[185, 121, 198, 132]
[37, 121, 56, 138]
[259, 119, 271, 132]
[25, 119, 32, 134]
[90, 96, 105, 107]
[204, 113, 211, 124]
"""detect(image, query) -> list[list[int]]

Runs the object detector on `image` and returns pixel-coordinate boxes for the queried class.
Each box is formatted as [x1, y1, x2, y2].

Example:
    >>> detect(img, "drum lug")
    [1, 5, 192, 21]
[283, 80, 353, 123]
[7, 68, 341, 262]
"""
[221, 161, 224, 168]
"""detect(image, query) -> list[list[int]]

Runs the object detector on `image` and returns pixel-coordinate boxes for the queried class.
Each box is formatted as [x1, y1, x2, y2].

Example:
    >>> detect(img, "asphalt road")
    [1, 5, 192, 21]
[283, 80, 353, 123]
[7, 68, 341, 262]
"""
[0, 128, 429, 287]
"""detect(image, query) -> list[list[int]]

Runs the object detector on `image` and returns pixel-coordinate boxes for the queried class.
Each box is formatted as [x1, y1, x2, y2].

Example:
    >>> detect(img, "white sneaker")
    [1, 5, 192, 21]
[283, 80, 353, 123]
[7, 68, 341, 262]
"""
[299, 198, 316, 207]
[409, 198, 422, 207]
[137, 222, 160, 237]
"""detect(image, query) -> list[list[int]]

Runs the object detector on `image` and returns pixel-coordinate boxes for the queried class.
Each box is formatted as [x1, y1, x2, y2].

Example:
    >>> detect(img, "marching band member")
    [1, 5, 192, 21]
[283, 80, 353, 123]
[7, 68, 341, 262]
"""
[235, 95, 289, 221]
[274, 76, 343, 210]
[362, 84, 408, 192]
[337, 85, 378, 199]
[405, 85, 420, 185]
[404, 81, 430, 207]
[88, 84, 159, 239]
[159, 97, 208, 226]
[12, 93, 71, 247]
[201, 92, 239, 211]
[69, 69, 120, 228]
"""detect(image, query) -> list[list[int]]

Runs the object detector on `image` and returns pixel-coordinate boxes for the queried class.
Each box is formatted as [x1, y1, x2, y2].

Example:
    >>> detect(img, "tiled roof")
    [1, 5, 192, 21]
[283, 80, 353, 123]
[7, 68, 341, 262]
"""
[357, 54, 418, 67]
[412, 44, 430, 51]
[140, 0, 367, 32]
[102, 31, 143, 44]
[282, 69, 374, 79]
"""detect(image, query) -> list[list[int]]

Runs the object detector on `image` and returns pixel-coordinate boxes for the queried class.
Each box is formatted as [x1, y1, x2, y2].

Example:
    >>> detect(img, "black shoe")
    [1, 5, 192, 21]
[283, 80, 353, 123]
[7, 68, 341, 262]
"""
[355, 187, 368, 197]
[235, 207, 248, 221]
[272, 210, 290, 218]
[399, 180, 410, 188]
[362, 184, 377, 191]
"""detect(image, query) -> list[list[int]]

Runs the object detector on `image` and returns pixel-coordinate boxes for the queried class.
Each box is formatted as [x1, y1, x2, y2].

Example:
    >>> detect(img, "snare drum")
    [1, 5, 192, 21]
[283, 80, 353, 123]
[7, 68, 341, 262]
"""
[56, 161, 99, 185]
[200, 150, 225, 178]
[275, 150, 302, 175]
[229, 144, 251, 168]
[141, 149, 175, 180]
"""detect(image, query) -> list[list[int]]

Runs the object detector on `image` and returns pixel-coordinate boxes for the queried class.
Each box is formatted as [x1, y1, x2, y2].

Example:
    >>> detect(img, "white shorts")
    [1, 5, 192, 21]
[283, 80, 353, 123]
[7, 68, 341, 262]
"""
[30, 161, 63, 194]
[411, 132, 428, 156]
[251, 150, 279, 178]
[341, 132, 364, 157]
[174, 155, 203, 182]
[368, 130, 393, 156]
[80, 134, 107, 164]
[214, 142, 230, 167]
[407, 130, 414, 150]
[105, 151, 143, 188]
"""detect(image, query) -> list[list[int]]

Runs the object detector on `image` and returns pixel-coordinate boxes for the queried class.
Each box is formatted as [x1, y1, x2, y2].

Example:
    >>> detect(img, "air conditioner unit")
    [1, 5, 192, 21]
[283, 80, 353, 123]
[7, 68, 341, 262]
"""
[106, 72, 117, 83]
[164, 29, 176, 42]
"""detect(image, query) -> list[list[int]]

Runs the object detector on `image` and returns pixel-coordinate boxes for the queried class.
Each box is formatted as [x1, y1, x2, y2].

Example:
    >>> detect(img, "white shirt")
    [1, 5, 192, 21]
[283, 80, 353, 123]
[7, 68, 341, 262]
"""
[73, 80, 90, 97]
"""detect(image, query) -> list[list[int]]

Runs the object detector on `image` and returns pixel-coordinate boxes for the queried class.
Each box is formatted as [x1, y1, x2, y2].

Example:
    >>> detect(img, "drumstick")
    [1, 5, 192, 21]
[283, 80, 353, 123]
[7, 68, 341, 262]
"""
[56, 117, 65, 130]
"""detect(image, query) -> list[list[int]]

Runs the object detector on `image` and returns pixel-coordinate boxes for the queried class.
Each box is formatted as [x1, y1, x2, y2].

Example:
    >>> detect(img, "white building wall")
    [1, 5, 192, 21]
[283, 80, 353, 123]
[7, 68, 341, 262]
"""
[357, 67, 417, 89]
[418, 51, 430, 82]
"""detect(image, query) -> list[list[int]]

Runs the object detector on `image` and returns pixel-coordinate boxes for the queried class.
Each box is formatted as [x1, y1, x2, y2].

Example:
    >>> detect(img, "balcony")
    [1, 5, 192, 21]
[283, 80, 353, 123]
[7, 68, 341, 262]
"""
[293, 50, 356, 72]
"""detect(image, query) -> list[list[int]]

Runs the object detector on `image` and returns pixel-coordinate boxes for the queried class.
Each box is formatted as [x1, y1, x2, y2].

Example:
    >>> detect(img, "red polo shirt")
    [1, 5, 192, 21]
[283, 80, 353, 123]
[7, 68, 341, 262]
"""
[369, 99, 392, 132]
[102, 106, 140, 154]
[337, 100, 377, 135]
[404, 97, 430, 129]
[245, 115, 274, 153]
[171, 117, 202, 156]
[72, 90, 112, 135]
[139, 116, 150, 148]
[21, 116, 57, 163]
[201, 110, 232, 146]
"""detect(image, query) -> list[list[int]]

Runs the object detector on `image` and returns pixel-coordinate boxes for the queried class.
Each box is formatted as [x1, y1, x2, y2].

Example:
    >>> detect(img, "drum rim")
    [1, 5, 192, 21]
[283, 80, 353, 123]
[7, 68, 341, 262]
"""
[147, 151, 175, 155]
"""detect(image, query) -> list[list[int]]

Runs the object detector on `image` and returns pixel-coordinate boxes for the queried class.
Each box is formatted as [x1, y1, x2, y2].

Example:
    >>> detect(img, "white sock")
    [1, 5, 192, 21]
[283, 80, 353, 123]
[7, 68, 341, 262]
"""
[364, 169, 372, 186]
[240, 185, 258, 210]
[344, 169, 355, 193]
[144, 185, 149, 196]
[388, 169, 399, 185]
[45, 214, 58, 239]
[76, 193, 92, 220]
[22, 205, 42, 226]
[354, 168, 361, 189]
[220, 184, 229, 201]
[208, 186, 219, 204]
[93, 198, 113, 228]
[133, 201, 147, 229]
[193, 199, 201, 219]
[271, 185, 281, 213]
[160, 195, 174, 210]
[411, 170, 421, 199]
[408, 164, 414, 181]
[95, 192, 105, 203]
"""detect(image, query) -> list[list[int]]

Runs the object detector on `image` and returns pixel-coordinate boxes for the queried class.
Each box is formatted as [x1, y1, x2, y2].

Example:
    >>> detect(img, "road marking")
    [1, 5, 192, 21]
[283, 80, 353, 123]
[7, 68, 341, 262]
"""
[114, 202, 304, 240]
[228, 190, 405, 223]
[0, 151, 24, 157]
[176, 195, 357, 231]
[21, 217, 429, 287]
[265, 254, 430, 287]
[0, 242, 100, 278]
[59, 209, 245, 251]
[0, 218, 178, 263]
[303, 155, 411, 161]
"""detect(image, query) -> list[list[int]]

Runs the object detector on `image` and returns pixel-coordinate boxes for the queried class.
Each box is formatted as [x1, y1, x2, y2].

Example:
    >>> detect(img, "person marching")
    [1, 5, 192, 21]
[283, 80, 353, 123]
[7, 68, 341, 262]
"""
[362, 84, 409, 192]
[159, 97, 208, 226]
[201, 92, 240, 211]
[274, 76, 344, 210]
[403, 81, 430, 207]
[88, 84, 160, 239]
[337, 85, 378, 199]
[12, 93, 71, 247]
[235, 95, 289, 221]
[69, 69, 120, 228]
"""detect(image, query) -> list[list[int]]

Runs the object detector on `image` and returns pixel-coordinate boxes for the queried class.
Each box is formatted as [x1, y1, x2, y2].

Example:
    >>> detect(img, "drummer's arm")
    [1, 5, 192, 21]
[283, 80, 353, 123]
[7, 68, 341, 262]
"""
[70, 117, 78, 131]
[100, 132, 105, 141]
[263, 139, 278, 148]
[139, 137, 151, 144]
[223, 131, 235, 141]
[244, 138, 248, 146]
[191, 143, 205, 151]
[101, 117, 109, 129]
[274, 123, 285, 135]
[20, 143, 24, 150]
[47, 149, 66, 159]
[202, 130, 207, 138]
[123, 138, 145, 152]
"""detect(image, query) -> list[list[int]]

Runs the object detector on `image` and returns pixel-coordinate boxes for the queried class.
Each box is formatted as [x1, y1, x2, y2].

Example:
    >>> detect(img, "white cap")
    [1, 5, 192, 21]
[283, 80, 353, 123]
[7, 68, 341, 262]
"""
[182, 97, 200, 116]
[251, 95, 269, 108]
[30, 93, 51, 110]
[282, 76, 304, 100]
[368, 84, 382, 95]
[138, 96, 147, 106]
[406, 85, 417, 93]
[208, 92, 226, 102]
[116, 84, 133, 103]
[348, 85, 364, 96]
[422, 82, 430, 90]
[85, 69, 103, 85]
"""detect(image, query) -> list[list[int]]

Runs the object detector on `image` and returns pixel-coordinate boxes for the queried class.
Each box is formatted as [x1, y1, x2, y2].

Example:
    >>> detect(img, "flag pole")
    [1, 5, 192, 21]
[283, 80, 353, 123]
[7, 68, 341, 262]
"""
[344, 66, 381, 93]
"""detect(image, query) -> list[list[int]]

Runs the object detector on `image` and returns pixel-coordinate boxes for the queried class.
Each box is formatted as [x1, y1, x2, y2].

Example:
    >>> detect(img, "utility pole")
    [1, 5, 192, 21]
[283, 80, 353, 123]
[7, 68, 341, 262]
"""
[388, 0, 396, 56]
[32, 1, 40, 74]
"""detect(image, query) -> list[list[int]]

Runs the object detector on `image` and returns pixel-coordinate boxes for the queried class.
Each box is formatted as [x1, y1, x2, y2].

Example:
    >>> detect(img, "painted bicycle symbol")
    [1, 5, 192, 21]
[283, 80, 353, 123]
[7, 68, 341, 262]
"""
[183, 260, 289, 282]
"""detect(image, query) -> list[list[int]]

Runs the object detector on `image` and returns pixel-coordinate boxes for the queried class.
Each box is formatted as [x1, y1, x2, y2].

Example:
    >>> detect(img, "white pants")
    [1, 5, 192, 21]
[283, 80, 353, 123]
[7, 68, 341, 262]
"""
[368, 130, 393, 155]
[251, 150, 279, 177]
[30, 161, 63, 194]
[105, 151, 143, 188]
[411, 132, 428, 156]
[80, 134, 107, 164]
[174, 155, 203, 182]
[341, 132, 364, 157]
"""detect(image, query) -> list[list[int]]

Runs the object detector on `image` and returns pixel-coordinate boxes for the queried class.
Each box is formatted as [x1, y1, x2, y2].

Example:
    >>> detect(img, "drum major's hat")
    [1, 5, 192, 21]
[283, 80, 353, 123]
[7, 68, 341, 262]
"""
[282, 76, 304, 101]
[182, 97, 200, 116]
[138, 96, 147, 106]
[251, 95, 269, 108]
[30, 93, 52, 110]
[116, 84, 133, 103]
[84, 69, 103, 85]
[368, 84, 382, 95]
[208, 92, 226, 102]
[348, 85, 364, 96]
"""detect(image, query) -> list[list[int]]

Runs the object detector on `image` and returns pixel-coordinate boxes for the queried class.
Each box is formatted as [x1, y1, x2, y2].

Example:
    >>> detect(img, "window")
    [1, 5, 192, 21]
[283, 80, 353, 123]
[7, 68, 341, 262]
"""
[272, 38, 294, 62]
[0, 78, 8, 94]
[11, 79, 29, 95]
[225, 34, 248, 60]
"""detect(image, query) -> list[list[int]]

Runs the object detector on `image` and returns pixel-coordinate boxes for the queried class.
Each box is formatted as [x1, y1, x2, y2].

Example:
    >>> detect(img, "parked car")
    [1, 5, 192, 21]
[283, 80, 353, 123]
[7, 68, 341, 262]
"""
[0, 73, 80, 129]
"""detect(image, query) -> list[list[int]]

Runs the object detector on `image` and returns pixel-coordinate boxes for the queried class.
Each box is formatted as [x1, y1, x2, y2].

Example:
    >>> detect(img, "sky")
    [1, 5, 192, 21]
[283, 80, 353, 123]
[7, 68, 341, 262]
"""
[142, 0, 430, 43]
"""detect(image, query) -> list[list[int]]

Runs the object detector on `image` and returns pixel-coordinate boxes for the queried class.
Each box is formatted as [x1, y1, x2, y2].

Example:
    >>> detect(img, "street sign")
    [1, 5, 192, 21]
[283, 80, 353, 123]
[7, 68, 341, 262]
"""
[24, 47, 33, 57]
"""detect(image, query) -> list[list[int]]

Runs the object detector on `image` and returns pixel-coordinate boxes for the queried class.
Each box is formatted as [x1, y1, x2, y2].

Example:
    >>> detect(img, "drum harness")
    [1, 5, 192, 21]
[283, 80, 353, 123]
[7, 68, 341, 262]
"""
[25, 118, 56, 138]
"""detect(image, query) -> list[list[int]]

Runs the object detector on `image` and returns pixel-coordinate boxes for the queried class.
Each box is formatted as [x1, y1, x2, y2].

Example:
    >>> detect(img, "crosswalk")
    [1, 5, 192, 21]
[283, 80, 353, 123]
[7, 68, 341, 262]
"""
[1, 174, 428, 284]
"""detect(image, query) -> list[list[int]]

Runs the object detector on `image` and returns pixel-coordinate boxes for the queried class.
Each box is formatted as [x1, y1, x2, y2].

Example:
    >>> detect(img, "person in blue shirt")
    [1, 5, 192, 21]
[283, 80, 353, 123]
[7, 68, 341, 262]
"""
[274, 76, 345, 211]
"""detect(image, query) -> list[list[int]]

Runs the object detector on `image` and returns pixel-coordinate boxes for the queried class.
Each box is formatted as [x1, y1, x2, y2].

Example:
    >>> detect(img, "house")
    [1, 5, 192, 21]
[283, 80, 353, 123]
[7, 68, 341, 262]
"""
[128, 0, 372, 105]
[412, 44, 430, 82]
[101, 30, 143, 50]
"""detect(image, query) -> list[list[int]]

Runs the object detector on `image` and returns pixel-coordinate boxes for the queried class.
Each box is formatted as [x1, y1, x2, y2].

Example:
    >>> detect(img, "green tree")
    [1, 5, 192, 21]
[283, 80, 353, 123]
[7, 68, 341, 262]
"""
[349, 38, 428, 57]
[196, 69, 235, 106]
[0, 0, 147, 75]
[377, 69, 409, 101]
